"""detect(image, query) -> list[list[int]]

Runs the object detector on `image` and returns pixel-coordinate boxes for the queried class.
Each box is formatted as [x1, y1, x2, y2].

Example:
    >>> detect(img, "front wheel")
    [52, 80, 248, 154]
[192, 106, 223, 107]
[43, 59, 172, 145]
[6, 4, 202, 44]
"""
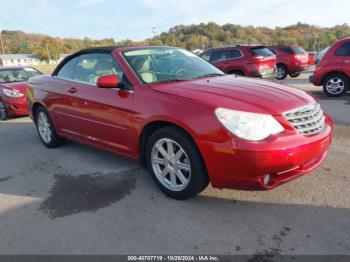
[146, 126, 209, 200]
[275, 64, 288, 80]
[289, 72, 300, 78]
[0, 100, 8, 121]
[323, 74, 348, 97]
[35, 107, 64, 148]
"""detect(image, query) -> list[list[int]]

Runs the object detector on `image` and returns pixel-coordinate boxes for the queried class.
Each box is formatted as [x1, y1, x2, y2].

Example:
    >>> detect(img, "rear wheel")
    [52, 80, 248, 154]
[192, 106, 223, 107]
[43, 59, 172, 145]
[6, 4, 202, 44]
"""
[0, 100, 8, 121]
[289, 72, 301, 78]
[35, 107, 64, 148]
[275, 64, 288, 80]
[146, 126, 209, 200]
[323, 74, 348, 97]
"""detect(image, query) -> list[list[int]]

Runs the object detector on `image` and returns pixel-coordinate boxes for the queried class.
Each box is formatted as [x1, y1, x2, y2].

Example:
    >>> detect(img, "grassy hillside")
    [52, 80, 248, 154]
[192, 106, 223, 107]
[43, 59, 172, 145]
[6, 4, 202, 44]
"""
[1, 22, 349, 59]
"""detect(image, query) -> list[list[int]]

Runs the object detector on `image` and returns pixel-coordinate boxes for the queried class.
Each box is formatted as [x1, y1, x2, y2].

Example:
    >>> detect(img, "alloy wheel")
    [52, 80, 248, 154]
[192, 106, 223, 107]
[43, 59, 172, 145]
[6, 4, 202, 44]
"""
[276, 66, 285, 79]
[326, 77, 345, 95]
[37, 111, 52, 144]
[151, 138, 191, 192]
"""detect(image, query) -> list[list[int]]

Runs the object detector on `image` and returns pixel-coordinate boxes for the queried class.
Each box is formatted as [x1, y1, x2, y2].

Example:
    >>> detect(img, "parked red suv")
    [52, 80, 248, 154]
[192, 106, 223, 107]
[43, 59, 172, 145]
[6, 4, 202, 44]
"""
[310, 38, 350, 97]
[268, 46, 310, 80]
[0, 66, 42, 120]
[27, 46, 332, 200]
[200, 45, 276, 78]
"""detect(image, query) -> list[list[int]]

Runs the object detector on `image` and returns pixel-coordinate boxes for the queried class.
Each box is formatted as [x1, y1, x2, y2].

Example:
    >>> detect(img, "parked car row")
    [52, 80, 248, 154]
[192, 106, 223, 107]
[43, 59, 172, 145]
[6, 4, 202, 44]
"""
[199, 37, 350, 97]
[200, 44, 310, 80]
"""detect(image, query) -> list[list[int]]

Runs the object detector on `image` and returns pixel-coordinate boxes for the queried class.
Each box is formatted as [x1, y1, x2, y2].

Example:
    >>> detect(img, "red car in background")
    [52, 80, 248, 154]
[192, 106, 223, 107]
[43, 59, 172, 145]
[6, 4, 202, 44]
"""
[308, 52, 316, 65]
[27, 46, 332, 200]
[199, 45, 276, 78]
[0, 66, 42, 120]
[268, 46, 310, 80]
[310, 38, 350, 97]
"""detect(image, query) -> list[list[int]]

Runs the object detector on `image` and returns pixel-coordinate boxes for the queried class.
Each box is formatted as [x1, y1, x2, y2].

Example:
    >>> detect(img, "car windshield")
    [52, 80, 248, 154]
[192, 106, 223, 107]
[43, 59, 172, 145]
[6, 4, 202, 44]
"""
[122, 47, 225, 84]
[0, 68, 42, 83]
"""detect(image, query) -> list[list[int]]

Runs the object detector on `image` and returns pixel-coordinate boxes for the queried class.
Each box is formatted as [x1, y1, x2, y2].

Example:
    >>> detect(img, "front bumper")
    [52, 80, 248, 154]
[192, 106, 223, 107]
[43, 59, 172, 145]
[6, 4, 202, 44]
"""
[2, 96, 28, 116]
[196, 116, 333, 191]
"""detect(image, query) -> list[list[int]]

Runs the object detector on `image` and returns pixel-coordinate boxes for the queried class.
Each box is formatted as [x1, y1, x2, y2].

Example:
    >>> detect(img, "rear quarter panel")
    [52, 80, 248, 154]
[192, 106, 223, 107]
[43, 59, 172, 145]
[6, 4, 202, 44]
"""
[27, 75, 69, 126]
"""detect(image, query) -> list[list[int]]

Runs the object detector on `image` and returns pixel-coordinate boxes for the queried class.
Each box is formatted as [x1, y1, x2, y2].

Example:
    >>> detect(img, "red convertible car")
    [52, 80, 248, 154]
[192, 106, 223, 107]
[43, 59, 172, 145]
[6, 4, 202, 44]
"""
[0, 66, 42, 120]
[27, 46, 333, 199]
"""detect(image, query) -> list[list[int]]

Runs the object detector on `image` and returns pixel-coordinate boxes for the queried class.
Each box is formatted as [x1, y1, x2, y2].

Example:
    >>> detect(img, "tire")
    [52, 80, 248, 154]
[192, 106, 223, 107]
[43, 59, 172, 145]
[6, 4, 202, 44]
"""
[35, 107, 64, 148]
[146, 126, 209, 200]
[323, 73, 348, 97]
[289, 72, 300, 78]
[275, 64, 288, 80]
[0, 100, 8, 121]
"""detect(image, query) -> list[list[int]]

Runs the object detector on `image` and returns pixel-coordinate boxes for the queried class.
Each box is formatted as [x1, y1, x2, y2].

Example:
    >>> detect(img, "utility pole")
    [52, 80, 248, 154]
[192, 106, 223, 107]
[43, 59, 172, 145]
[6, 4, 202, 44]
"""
[0, 33, 4, 54]
[313, 34, 317, 52]
[0, 15, 4, 54]
[46, 42, 51, 63]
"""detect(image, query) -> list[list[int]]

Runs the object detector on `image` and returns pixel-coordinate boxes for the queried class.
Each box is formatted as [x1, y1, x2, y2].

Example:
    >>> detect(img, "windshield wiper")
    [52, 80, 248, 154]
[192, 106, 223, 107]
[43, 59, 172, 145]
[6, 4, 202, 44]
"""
[194, 73, 225, 79]
[153, 78, 189, 84]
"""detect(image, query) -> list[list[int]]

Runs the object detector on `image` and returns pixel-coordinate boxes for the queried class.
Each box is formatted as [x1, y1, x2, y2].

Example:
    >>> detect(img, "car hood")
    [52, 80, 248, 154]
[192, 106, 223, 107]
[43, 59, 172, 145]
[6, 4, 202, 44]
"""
[0, 82, 28, 93]
[149, 75, 314, 115]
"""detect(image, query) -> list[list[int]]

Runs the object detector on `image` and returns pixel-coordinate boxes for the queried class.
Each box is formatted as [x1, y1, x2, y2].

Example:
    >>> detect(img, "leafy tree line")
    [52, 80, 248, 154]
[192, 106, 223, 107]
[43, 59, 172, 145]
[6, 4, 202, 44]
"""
[1, 22, 350, 60]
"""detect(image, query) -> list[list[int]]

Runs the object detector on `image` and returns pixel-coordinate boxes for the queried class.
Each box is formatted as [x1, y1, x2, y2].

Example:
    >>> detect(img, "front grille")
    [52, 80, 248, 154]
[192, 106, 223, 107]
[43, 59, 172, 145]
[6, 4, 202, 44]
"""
[283, 103, 325, 136]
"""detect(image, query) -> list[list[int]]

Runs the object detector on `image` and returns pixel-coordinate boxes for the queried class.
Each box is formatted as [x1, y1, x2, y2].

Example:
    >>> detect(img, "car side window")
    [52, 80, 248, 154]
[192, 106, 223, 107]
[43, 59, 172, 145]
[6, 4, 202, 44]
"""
[200, 52, 212, 62]
[230, 49, 243, 59]
[57, 57, 79, 80]
[74, 53, 124, 85]
[210, 50, 242, 62]
[269, 48, 278, 55]
[335, 42, 350, 56]
[281, 47, 293, 54]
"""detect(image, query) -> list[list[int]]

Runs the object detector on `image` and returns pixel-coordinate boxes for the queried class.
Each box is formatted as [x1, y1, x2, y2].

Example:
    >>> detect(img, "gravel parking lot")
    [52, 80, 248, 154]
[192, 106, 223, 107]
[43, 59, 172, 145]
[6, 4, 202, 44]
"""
[0, 71, 349, 256]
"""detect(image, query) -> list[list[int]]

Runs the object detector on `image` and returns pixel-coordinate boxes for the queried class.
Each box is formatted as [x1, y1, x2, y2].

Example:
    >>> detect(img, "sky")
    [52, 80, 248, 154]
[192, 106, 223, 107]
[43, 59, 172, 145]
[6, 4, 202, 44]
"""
[0, 0, 349, 41]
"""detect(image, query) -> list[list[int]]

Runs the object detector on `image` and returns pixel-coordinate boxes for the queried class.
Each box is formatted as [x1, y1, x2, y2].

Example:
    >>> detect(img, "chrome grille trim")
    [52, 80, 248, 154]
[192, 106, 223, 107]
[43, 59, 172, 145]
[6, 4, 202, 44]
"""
[283, 103, 325, 136]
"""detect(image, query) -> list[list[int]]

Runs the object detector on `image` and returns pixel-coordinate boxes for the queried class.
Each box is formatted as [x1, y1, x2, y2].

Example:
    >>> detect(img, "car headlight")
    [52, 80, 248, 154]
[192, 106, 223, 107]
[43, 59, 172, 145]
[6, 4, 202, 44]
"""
[215, 107, 284, 141]
[2, 88, 24, 98]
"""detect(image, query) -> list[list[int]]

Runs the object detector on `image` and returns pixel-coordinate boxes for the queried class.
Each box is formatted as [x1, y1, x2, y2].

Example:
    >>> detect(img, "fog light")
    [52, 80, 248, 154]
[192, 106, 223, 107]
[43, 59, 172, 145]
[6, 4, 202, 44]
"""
[263, 175, 271, 186]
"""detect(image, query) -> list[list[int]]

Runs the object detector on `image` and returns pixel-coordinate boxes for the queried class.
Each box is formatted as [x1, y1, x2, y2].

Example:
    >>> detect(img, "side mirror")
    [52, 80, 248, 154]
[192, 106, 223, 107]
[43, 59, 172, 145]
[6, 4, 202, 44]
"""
[97, 74, 120, 88]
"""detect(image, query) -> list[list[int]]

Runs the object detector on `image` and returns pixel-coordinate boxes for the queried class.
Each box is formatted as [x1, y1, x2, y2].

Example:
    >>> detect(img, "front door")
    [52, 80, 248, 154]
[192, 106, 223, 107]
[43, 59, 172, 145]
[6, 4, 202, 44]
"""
[62, 53, 135, 156]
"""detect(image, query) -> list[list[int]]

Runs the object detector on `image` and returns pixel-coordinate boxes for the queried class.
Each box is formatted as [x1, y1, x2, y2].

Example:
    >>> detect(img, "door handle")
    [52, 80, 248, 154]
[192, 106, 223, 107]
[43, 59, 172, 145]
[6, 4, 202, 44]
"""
[66, 87, 77, 94]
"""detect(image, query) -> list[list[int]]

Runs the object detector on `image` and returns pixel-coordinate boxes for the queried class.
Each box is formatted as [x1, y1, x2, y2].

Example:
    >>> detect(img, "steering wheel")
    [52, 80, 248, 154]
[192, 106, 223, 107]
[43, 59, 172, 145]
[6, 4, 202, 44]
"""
[173, 68, 187, 76]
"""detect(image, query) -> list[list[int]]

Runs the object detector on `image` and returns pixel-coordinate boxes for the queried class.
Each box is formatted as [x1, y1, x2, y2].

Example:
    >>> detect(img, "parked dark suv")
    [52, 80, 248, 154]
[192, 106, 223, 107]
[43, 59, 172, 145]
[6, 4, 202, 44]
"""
[310, 38, 350, 97]
[199, 45, 276, 78]
[268, 46, 309, 80]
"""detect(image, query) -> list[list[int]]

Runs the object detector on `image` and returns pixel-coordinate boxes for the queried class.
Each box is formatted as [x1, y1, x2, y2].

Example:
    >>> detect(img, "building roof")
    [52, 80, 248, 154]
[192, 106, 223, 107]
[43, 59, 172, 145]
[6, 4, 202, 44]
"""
[0, 54, 40, 60]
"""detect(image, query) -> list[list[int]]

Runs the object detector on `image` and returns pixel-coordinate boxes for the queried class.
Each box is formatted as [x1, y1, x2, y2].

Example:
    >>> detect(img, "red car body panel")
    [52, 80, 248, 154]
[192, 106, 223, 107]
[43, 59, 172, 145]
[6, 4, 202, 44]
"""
[26, 46, 333, 191]
[200, 46, 276, 78]
[269, 46, 310, 74]
[0, 82, 28, 116]
[311, 38, 350, 86]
